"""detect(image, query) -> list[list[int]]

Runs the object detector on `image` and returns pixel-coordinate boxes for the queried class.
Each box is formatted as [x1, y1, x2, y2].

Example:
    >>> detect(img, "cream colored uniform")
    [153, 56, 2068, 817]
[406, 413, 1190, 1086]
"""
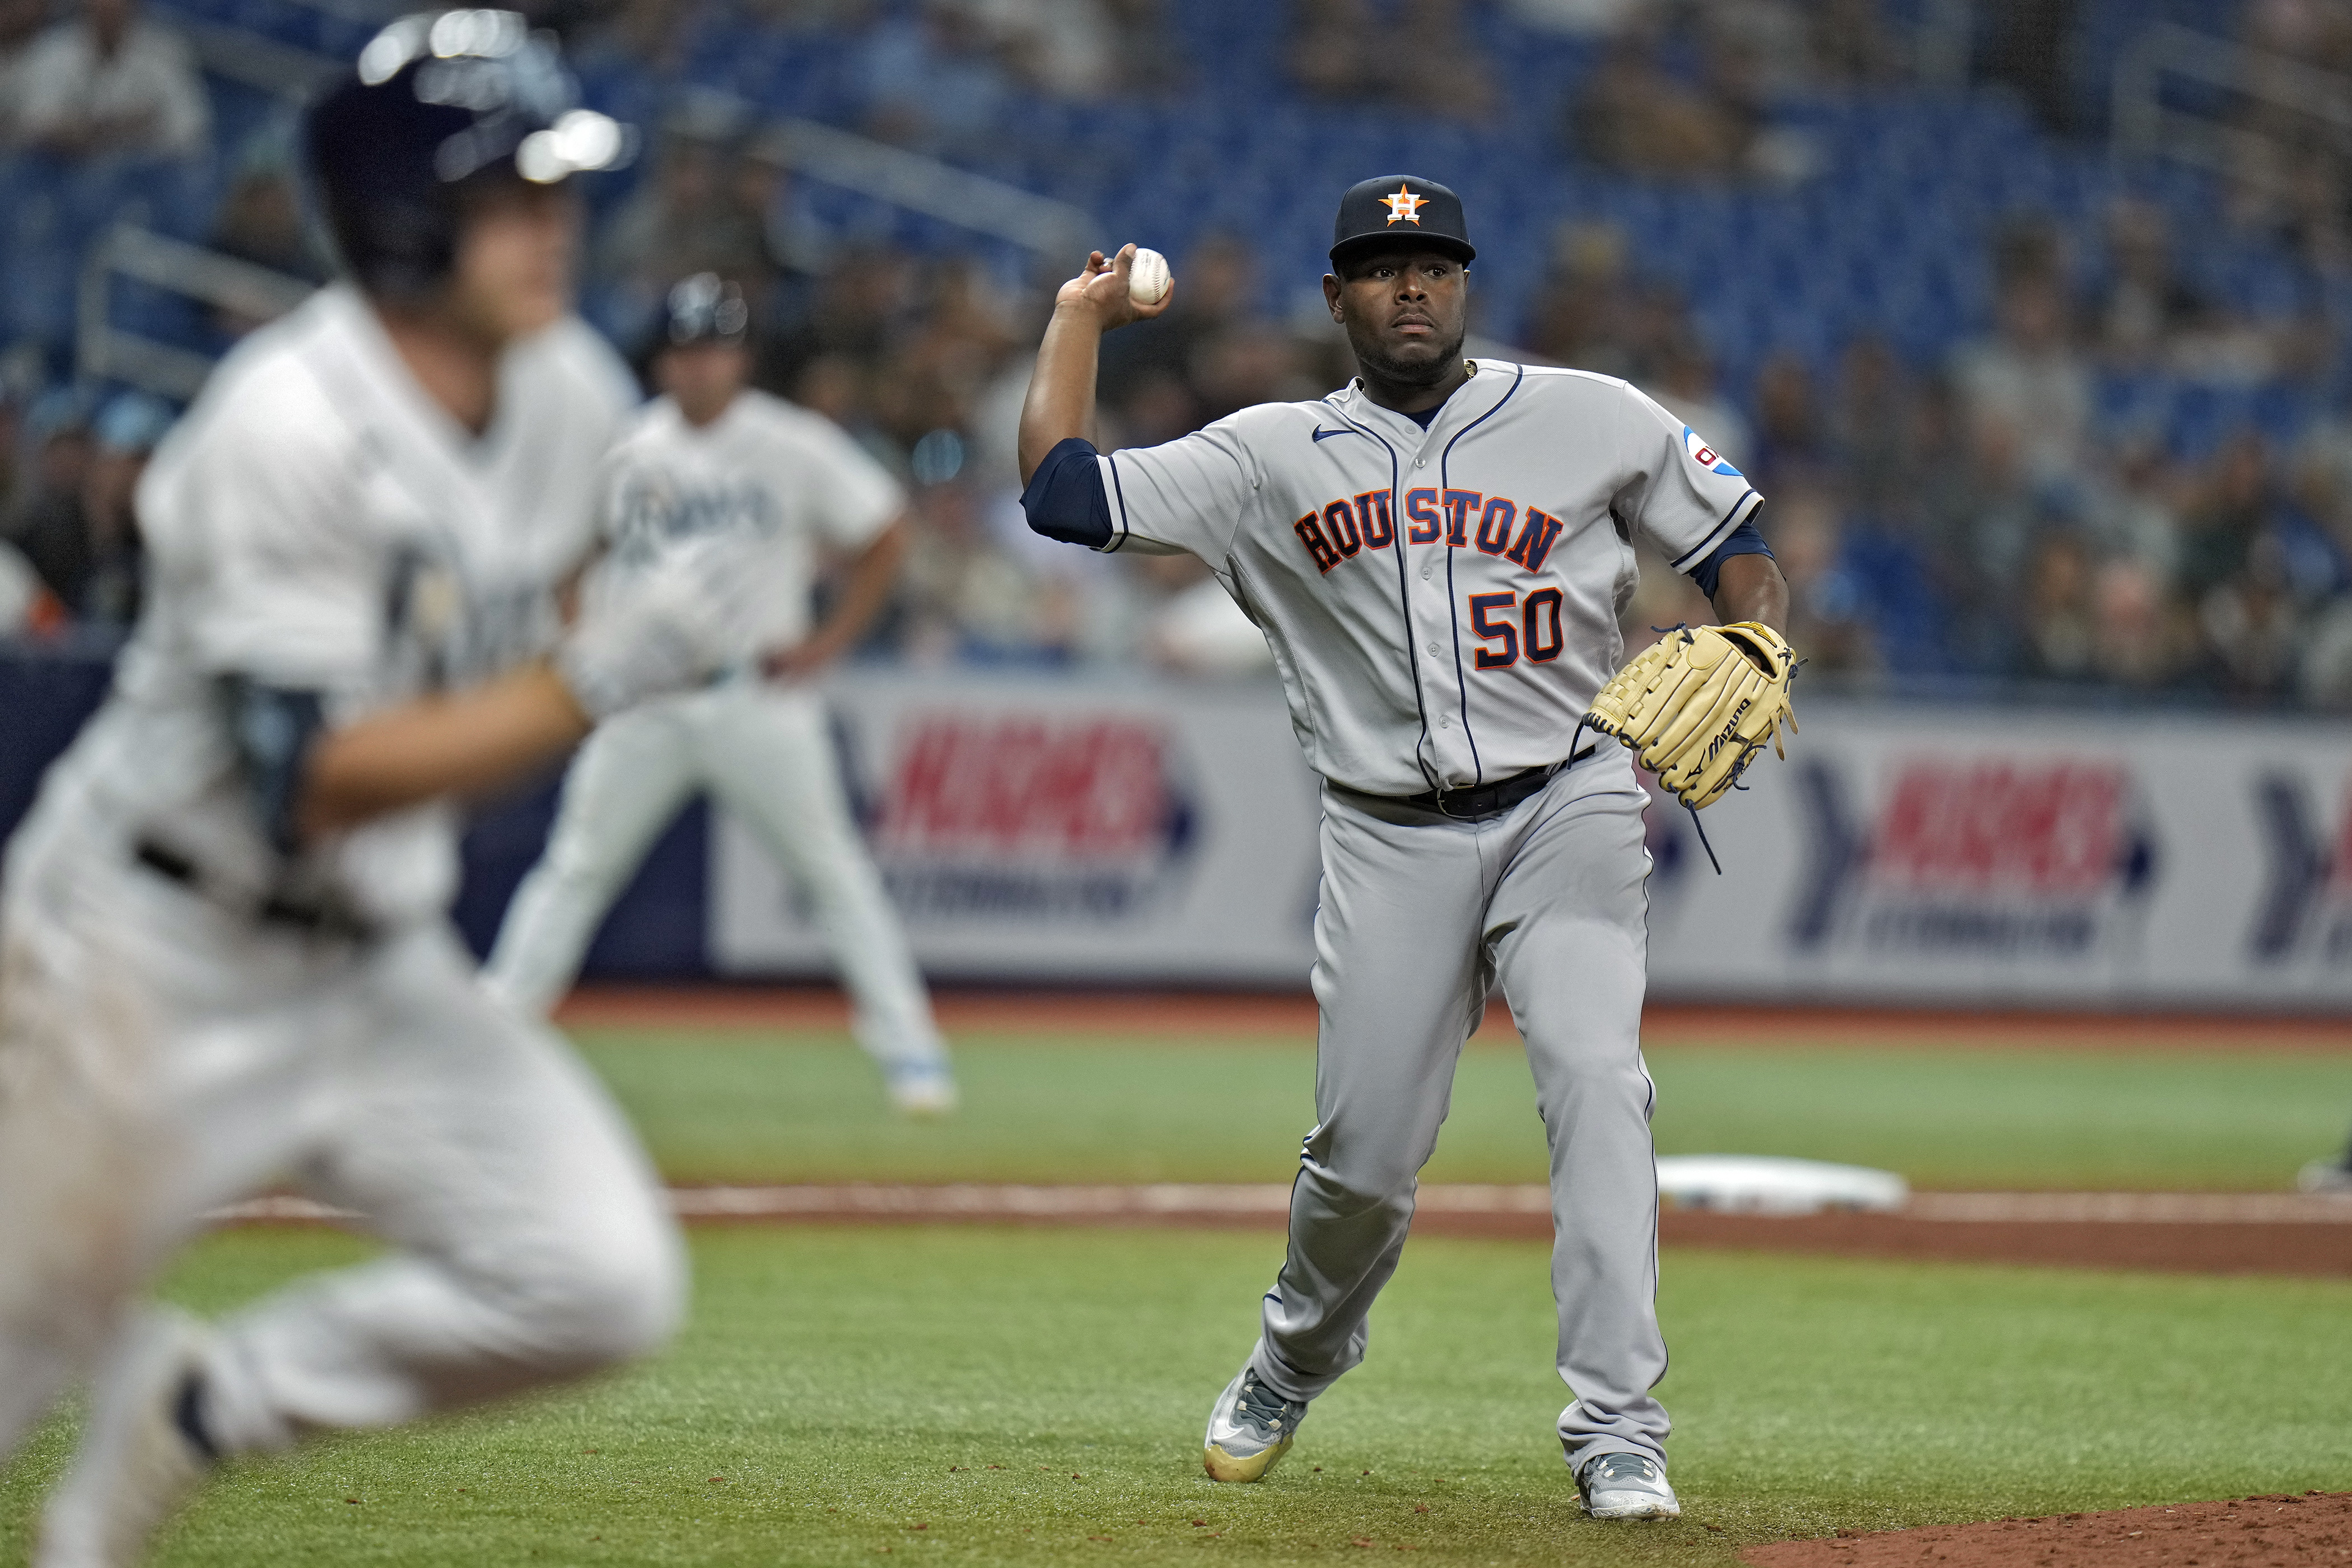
[0, 286, 681, 1466]
[484, 390, 950, 1089]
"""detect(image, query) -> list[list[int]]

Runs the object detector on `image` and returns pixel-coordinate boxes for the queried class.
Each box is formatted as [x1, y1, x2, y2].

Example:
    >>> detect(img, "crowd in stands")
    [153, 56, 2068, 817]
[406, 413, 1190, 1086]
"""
[9, 0, 2352, 710]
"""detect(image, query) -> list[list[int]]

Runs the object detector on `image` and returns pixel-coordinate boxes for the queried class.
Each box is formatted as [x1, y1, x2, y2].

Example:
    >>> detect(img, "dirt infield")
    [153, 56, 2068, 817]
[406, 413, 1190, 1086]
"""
[213, 1184, 2352, 1275]
[1743, 1491, 2352, 1567]
[554, 984, 2352, 1051]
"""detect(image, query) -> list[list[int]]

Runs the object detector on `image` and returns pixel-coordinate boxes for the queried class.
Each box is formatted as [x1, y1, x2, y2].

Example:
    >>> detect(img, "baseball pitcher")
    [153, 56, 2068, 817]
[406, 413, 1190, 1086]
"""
[0, 17, 754, 1565]
[484, 273, 956, 1116]
[1016, 176, 1795, 1520]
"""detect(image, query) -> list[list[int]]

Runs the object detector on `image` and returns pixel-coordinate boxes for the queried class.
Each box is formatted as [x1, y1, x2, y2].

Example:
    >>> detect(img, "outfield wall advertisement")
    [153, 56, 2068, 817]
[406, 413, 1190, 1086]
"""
[710, 673, 1325, 984]
[1641, 706, 2352, 1008]
[709, 673, 2352, 1009]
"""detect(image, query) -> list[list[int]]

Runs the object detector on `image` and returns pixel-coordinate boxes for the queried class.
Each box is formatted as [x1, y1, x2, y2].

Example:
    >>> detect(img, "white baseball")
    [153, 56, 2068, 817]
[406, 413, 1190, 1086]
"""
[1127, 246, 1172, 306]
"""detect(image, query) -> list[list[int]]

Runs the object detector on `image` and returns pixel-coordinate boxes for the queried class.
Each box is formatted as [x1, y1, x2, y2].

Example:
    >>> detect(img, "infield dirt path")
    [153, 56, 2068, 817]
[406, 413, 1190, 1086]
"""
[1743, 1491, 2352, 1567]
[556, 984, 2352, 1052]
[216, 1183, 2352, 1276]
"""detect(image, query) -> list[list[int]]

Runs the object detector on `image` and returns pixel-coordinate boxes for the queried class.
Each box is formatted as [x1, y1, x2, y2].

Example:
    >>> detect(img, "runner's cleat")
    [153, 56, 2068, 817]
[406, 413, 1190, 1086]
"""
[886, 1064, 960, 1118]
[2299, 1159, 2352, 1194]
[36, 1309, 220, 1568]
[1203, 1364, 1308, 1483]
[1576, 1450, 1680, 1520]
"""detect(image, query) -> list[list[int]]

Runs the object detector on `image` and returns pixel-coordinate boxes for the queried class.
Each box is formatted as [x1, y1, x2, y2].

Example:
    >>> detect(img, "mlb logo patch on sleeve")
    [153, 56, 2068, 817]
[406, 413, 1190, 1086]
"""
[1682, 425, 1742, 478]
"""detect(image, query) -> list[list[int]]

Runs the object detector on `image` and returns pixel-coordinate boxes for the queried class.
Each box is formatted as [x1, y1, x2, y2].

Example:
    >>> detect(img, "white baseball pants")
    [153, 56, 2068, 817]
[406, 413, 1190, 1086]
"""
[486, 683, 946, 1075]
[1248, 753, 1670, 1473]
[0, 833, 683, 1465]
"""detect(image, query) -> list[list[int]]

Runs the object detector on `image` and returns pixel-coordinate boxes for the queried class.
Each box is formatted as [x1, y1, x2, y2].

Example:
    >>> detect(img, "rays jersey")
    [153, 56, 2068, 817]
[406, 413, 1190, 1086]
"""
[588, 389, 904, 665]
[1093, 360, 1761, 796]
[10, 285, 635, 927]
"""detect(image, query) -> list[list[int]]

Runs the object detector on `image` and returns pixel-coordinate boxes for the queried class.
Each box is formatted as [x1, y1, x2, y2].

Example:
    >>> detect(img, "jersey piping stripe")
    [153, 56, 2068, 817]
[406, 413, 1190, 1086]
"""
[1101, 451, 1133, 553]
[1436, 362, 1525, 788]
[1325, 395, 1441, 794]
[1667, 487, 1761, 575]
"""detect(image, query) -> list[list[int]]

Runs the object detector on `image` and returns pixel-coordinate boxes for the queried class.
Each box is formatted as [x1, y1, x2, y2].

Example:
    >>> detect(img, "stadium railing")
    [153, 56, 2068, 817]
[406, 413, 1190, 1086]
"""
[76, 225, 314, 400]
[2112, 20, 2352, 191]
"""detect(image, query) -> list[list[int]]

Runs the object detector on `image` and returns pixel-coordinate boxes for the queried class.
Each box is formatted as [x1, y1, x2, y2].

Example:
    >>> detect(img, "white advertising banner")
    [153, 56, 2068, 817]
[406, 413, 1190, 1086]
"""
[710, 672, 1324, 983]
[710, 675, 2352, 1010]
[1642, 702, 2352, 1009]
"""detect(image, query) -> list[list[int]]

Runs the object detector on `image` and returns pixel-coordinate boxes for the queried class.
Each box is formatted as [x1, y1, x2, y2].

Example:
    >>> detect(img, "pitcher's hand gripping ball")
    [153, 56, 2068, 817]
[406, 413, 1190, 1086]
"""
[1584, 621, 1797, 809]
[1127, 246, 1172, 305]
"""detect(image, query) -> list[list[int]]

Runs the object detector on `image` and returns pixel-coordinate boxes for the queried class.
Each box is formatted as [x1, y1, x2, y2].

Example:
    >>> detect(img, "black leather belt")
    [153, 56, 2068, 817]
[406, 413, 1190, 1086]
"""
[1400, 743, 1599, 822]
[134, 838, 374, 939]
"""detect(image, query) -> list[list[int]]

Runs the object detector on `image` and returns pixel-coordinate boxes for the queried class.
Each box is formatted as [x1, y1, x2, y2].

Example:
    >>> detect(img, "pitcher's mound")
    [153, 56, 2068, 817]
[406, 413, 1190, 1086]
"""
[1743, 1491, 2352, 1567]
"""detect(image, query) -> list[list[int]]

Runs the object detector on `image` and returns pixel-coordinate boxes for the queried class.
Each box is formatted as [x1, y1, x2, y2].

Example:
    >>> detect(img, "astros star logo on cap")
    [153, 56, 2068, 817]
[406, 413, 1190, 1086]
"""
[1382, 185, 1425, 225]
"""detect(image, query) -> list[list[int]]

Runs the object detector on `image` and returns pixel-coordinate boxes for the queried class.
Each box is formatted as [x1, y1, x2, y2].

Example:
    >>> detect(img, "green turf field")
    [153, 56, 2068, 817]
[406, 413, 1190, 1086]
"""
[576, 1026, 2352, 1191]
[3, 1226, 2346, 1567]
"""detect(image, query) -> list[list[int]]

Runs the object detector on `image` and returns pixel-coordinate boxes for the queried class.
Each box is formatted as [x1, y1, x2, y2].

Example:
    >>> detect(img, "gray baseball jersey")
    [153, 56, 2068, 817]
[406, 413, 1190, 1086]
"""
[1092, 358, 1760, 795]
[1039, 353, 1764, 1478]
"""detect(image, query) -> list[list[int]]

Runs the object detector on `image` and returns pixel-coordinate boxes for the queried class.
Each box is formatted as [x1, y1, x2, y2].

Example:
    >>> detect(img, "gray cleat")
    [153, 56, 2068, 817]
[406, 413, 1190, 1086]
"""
[1202, 1364, 1308, 1482]
[1576, 1450, 1680, 1520]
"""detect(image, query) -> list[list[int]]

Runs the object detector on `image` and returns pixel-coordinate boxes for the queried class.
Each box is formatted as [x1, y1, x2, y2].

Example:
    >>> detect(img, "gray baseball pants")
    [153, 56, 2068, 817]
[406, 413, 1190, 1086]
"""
[1247, 751, 1669, 1473]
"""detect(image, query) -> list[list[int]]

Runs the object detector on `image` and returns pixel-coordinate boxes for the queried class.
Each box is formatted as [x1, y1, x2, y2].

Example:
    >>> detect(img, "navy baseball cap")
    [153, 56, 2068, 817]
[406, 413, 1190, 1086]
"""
[1329, 175, 1474, 268]
[664, 272, 750, 346]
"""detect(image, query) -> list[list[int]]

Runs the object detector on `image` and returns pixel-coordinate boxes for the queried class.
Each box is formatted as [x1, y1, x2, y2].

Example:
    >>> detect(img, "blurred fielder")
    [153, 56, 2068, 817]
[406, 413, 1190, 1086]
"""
[484, 273, 957, 1116]
[1018, 178, 1794, 1521]
[0, 16, 755, 1565]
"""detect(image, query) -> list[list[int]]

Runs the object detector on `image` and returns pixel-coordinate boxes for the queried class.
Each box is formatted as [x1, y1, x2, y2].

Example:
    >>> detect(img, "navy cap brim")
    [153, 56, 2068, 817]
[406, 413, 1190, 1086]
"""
[1329, 231, 1476, 268]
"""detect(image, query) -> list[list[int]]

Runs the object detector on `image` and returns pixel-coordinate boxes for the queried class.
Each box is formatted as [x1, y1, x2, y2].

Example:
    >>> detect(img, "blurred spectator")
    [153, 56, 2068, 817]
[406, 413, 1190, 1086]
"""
[1977, 0, 2076, 134]
[1828, 336, 1914, 521]
[75, 390, 167, 626]
[1950, 223, 2090, 489]
[3, 389, 94, 614]
[0, 0, 52, 144]
[870, 257, 1021, 449]
[1566, 5, 1819, 181]
[1918, 413, 2040, 671]
[0, 536, 54, 635]
[2090, 198, 2214, 370]
[1290, 0, 1376, 99]
[1770, 486, 1877, 675]
[1808, 0, 1901, 83]
[1145, 556, 1272, 676]
[2201, 535, 2304, 699]
[1291, 0, 1495, 121]
[855, 2, 1012, 148]
[2175, 431, 2272, 601]
[763, 245, 915, 404]
[15, 0, 208, 160]
[1571, 27, 1750, 178]
[1502, 0, 1639, 33]
[1649, 334, 1751, 471]
[1102, 0, 1188, 96]
[2018, 531, 2097, 680]
[1749, 351, 1830, 493]
[898, 478, 1079, 663]
[1100, 232, 1258, 421]
[1523, 222, 1642, 377]
[208, 138, 323, 283]
[969, 0, 1118, 100]
[2092, 556, 2190, 690]
[596, 133, 783, 312]
[1392, 0, 1498, 122]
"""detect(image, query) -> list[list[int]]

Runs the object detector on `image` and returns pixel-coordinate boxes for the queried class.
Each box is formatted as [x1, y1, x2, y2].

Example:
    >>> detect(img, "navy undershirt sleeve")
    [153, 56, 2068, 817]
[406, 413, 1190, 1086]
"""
[1019, 436, 1114, 549]
[223, 676, 326, 855]
[1690, 516, 1775, 600]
